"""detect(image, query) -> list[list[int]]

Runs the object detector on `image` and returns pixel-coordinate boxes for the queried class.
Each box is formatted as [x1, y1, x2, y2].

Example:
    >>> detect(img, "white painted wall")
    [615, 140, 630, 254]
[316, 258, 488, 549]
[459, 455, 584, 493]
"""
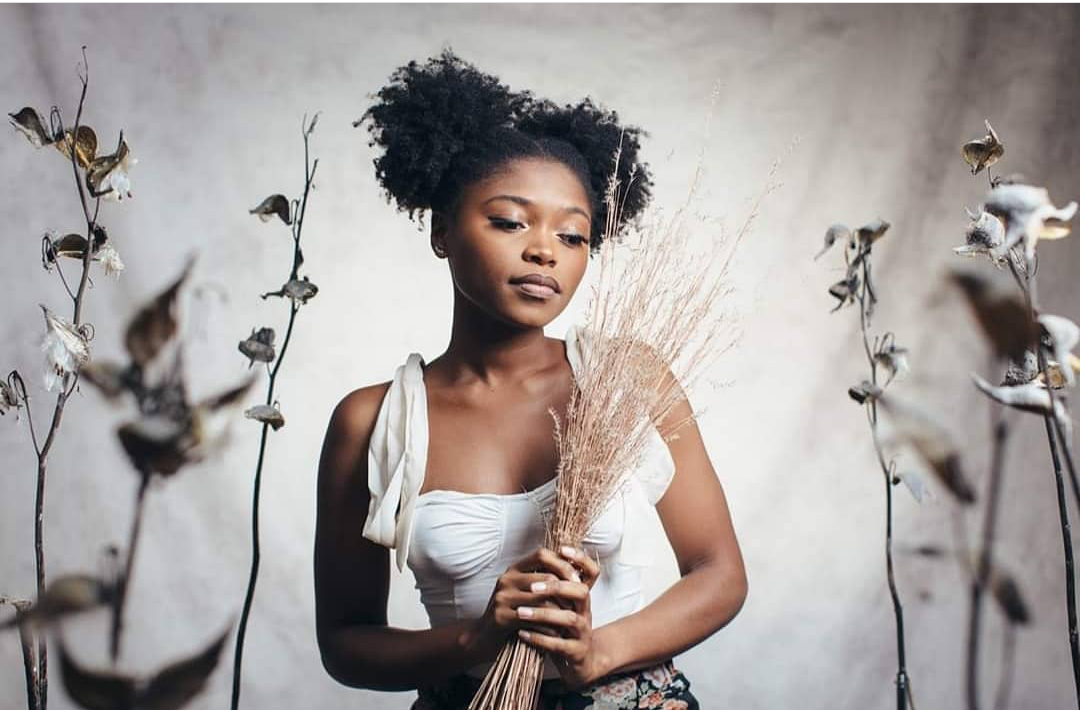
[2, 4, 1079, 708]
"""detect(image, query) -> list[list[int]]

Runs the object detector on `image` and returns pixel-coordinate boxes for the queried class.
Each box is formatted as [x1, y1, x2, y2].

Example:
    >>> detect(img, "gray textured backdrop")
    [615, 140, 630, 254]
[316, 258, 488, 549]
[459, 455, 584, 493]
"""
[2, 4, 1080, 709]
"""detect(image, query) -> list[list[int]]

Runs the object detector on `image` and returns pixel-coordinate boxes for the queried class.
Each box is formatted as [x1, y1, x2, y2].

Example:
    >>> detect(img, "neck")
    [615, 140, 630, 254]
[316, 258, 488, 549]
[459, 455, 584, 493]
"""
[438, 292, 557, 387]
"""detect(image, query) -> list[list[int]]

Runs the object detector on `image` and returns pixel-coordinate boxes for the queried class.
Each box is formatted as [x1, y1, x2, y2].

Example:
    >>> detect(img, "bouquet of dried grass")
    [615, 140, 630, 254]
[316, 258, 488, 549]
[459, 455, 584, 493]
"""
[467, 121, 777, 708]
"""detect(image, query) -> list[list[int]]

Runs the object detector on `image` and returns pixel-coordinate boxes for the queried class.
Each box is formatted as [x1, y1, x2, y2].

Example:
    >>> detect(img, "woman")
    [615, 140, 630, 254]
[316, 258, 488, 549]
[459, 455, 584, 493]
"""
[314, 49, 747, 709]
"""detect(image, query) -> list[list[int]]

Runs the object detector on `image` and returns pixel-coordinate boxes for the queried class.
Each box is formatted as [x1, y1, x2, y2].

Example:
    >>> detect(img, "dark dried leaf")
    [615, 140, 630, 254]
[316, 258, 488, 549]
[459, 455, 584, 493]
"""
[52, 125, 98, 169]
[987, 561, 1031, 625]
[961, 119, 1004, 176]
[249, 194, 291, 225]
[139, 625, 230, 710]
[125, 257, 194, 367]
[117, 415, 192, 477]
[8, 107, 54, 147]
[58, 634, 137, 710]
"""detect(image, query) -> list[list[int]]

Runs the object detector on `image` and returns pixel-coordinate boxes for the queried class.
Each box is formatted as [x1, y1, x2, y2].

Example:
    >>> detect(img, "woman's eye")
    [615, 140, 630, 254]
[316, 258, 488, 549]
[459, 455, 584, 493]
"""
[560, 234, 587, 246]
[490, 218, 524, 230]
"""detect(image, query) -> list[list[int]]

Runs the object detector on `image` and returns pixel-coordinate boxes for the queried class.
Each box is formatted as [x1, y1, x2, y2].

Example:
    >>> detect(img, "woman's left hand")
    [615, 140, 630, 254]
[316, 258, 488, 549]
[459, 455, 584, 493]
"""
[516, 545, 603, 689]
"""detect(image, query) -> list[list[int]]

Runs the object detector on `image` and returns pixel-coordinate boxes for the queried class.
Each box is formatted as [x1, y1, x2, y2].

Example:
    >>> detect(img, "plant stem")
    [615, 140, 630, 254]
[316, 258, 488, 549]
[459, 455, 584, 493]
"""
[231, 118, 317, 710]
[856, 248, 910, 710]
[1008, 252, 1080, 707]
[966, 400, 1008, 710]
[109, 472, 150, 663]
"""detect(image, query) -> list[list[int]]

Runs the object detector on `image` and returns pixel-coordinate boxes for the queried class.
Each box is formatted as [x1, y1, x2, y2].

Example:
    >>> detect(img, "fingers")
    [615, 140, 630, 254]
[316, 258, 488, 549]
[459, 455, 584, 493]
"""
[515, 604, 589, 638]
[558, 545, 600, 588]
[518, 627, 584, 659]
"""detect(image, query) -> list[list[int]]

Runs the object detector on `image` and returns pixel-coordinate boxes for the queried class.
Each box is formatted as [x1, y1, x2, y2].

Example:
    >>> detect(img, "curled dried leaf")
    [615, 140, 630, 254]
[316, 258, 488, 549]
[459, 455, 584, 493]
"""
[125, 257, 194, 368]
[953, 208, 1007, 268]
[238, 327, 276, 368]
[86, 139, 137, 201]
[1038, 314, 1079, 387]
[875, 339, 910, 384]
[949, 271, 1038, 363]
[245, 403, 284, 431]
[52, 125, 98, 169]
[249, 194, 292, 225]
[961, 119, 1004, 175]
[0, 574, 113, 631]
[57, 623, 230, 710]
[982, 183, 1077, 263]
[854, 218, 890, 248]
[848, 380, 882, 405]
[828, 274, 859, 312]
[0, 377, 22, 416]
[40, 304, 90, 392]
[814, 224, 849, 260]
[261, 276, 318, 306]
[878, 394, 975, 504]
[8, 107, 55, 147]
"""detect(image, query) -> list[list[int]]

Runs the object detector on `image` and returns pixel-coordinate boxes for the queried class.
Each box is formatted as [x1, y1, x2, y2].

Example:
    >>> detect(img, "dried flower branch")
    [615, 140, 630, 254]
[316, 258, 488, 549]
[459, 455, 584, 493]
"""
[231, 112, 321, 710]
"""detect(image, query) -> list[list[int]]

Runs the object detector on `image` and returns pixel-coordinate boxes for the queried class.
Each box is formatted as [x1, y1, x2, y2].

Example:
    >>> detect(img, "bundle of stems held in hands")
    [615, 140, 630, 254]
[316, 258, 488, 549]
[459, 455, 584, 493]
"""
[467, 131, 774, 708]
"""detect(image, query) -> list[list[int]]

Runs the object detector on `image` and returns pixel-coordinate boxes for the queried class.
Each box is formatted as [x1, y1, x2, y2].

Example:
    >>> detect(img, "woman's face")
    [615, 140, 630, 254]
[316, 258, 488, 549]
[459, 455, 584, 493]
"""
[434, 157, 592, 329]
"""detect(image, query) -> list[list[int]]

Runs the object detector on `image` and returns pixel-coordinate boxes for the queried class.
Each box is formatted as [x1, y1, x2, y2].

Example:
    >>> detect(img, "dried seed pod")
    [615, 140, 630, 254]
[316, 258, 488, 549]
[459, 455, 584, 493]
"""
[953, 208, 1007, 268]
[814, 223, 850, 260]
[854, 218, 890, 248]
[961, 119, 1004, 176]
[261, 277, 319, 306]
[85, 139, 137, 201]
[8, 107, 54, 147]
[848, 380, 882, 405]
[249, 194, 292, 225]
[40, 305, 90, 392]
[245, 403, 285, 431]
[1037, 314, 1079, 387]
[238, 327, 276, 368]
[982, 183, 1077, 263]
[52, 125, 98, 168]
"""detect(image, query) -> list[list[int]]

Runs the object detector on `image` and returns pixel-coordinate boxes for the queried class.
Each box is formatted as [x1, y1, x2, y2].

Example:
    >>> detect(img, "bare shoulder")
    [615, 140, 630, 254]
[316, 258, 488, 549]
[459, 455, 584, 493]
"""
[328, 380, 393, 440]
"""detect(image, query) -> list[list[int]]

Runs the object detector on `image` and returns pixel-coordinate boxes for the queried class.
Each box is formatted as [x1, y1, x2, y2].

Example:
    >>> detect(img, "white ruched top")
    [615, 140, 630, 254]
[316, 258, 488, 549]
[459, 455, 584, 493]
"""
[361, 323, 677, 679]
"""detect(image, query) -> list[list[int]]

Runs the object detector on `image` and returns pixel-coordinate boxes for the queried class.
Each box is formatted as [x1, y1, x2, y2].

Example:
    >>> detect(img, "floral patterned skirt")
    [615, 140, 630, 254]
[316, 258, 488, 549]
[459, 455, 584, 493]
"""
[411, 658, 698, 710]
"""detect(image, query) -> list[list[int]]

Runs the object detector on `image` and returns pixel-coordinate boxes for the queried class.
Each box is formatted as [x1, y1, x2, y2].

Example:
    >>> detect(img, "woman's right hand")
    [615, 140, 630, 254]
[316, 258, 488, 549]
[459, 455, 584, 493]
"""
[459, 546, 599, 661]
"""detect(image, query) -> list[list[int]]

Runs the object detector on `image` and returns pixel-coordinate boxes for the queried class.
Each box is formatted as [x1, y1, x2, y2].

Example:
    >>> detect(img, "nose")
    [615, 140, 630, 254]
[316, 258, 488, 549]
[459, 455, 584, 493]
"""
[522, 231, 556, 266]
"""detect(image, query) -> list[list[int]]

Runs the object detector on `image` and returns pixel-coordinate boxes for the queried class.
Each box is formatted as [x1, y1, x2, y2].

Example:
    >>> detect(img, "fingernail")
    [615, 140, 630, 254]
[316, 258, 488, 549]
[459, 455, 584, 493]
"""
[518, 606, 534, 618]
[561, 545, 578, 558]
[531, 581, 547, 593]
[571, 572, 581, 583]
[519, 630, 531, 640]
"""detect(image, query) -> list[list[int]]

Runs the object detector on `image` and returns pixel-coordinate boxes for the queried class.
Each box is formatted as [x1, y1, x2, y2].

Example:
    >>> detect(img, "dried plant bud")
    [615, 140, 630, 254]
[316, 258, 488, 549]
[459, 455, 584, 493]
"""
[0, 378, 21, 416]
[8, 107, 55, 147]
[1037, 314, 1079, 387]
[970, 373, 1072, 439]
[238, 327, 276, 368]
[245, 403, 284, 430]
[261, 276, 318, 306]
[878, 394, 975, 504]
[1002, 350, 1039, 386]
[848, 380, 882, 405]
[86, 139, 137, 201]
[982, 183, 1077, 263]
[57, 623, 230, 710]
[0, 574, 112, 630]
[874, 342, 910, 384]
[52, 125, 98, 169]
[125, 257, 194, 368]
[961, 119, 1004, 176]
[949, 271, 1039, 363]
[249, 194, 292, 225]
[953, 208, 1007, 268]
[854, 218, 890, 248]
[39, 304, 90, 392]
[986, 561, 1031, 625]
[814, 224, 849, 260]
[828, 274, 859, 312]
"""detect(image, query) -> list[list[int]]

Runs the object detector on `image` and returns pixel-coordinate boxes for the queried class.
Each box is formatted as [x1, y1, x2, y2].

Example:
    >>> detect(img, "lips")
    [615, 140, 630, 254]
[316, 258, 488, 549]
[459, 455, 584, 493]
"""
[509, 273, 561, 294]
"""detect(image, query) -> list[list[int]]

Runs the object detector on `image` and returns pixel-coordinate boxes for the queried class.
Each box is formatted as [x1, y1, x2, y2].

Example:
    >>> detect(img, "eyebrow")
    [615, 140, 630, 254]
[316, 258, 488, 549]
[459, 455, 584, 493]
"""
[482, 194, 590, 221]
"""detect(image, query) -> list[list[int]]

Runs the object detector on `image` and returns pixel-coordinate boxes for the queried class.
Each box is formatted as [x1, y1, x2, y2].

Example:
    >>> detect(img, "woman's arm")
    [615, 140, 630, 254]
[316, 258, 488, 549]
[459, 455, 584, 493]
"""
[314, 386, 490, 691]
[588, 372, 749, 680]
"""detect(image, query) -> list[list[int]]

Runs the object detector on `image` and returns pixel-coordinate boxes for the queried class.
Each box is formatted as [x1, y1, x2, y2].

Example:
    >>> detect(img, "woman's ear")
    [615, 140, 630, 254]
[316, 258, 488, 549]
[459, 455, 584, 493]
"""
[430, 211, 449, 258]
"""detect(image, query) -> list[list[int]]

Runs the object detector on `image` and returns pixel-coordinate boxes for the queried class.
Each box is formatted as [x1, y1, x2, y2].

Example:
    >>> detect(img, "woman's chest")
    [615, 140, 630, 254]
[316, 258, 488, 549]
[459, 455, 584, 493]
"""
[408, 486, 626, 581]
[420, 378, 574, 497]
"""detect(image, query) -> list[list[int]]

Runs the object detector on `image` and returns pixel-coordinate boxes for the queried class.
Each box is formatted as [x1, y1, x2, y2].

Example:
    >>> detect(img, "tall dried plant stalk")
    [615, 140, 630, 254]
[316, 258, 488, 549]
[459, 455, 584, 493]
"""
[468, 116, 784, 709]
